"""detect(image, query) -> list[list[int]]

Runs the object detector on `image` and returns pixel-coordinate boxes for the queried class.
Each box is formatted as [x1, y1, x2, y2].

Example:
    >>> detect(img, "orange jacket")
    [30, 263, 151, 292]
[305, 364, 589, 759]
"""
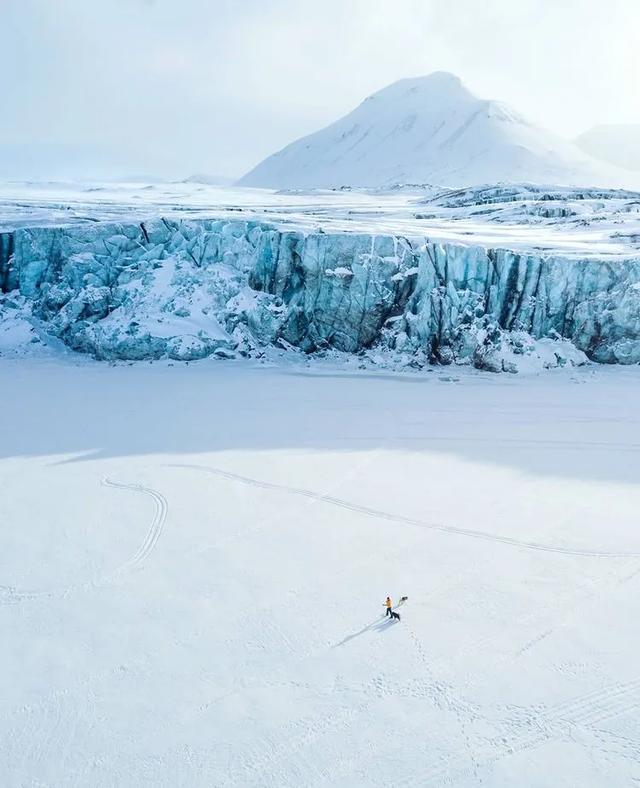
[385, 597, 392, 608]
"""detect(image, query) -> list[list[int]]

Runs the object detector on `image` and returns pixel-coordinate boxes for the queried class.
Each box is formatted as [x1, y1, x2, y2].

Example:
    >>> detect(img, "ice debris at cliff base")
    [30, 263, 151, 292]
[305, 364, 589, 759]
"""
[0, 294, 42, 356]
[1, 216, 638, 370]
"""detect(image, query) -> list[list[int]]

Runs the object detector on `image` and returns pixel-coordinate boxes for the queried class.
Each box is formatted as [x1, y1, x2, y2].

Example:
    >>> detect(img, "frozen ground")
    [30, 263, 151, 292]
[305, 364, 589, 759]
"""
[2, 355, 640, 786]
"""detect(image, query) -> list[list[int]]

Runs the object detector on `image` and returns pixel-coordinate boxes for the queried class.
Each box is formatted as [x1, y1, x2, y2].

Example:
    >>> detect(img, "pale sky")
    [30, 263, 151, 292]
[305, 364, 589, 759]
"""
[2, 0, 639, 180]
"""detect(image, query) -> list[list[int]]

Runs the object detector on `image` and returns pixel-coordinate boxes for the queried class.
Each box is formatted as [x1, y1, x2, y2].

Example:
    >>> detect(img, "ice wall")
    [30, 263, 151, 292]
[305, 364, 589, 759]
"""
[1, 217, 639, 369]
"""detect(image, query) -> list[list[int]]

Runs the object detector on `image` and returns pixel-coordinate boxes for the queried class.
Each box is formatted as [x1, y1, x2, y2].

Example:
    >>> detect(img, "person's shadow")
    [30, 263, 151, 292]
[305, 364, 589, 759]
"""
[372, 617, 397, 632]
[332, 614, 397, 647]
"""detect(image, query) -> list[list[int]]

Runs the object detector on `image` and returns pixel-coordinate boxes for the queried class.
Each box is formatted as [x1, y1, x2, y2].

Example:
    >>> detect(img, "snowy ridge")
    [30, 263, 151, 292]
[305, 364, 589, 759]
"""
[239, 72, 629, 190]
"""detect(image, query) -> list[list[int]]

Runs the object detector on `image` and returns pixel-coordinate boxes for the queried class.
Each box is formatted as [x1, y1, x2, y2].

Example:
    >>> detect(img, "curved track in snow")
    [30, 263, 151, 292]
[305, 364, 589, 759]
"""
[176, 463, 640, 559]
[101, 478, 168, 575]
[0, 478, 167, 604]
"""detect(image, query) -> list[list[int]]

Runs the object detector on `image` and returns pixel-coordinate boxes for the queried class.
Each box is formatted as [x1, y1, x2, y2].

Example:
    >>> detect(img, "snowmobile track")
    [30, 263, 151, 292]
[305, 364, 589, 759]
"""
[175, 464, 640, 559]
[102, 477, 168, 574]
[0, 478, 167, 603]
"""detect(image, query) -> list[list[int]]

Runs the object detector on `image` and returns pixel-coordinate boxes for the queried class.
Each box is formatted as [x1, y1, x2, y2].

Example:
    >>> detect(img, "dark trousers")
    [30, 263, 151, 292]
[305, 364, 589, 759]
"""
[386, 607, 392, 616]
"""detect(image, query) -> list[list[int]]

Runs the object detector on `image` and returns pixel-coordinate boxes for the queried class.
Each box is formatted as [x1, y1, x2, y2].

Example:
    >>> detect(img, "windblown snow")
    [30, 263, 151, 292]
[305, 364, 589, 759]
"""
[238, 73, 631, 190]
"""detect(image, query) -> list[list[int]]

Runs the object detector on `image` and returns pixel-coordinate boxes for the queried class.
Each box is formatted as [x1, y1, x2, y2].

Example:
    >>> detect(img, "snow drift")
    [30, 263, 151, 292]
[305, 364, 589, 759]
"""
[238, 72, 624, 190]
[1, 211, 639, 371]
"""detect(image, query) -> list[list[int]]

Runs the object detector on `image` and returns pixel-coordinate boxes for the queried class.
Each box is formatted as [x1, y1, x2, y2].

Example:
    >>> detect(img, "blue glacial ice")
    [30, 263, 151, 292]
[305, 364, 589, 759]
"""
[1, 216, 639, 371]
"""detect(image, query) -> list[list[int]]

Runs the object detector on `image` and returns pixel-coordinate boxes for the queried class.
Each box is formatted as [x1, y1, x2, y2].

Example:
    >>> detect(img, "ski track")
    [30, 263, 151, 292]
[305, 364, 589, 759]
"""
[442, 555, 640, 679]
[179, 448, 382, 564]
[101, 477, 168, 576]
[396, 675, 640, 787]
[173, 464, 640, 559]
[4, 464, 636, 783]
[0, 478, 167, 604]
[5, 457, 382, 726]
[161, 464, 640, 784]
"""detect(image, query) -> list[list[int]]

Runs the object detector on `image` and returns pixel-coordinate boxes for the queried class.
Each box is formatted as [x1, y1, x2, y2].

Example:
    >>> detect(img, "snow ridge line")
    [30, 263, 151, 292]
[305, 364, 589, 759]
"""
[0, 479, 167, 604]
[175, 464, 640, 559]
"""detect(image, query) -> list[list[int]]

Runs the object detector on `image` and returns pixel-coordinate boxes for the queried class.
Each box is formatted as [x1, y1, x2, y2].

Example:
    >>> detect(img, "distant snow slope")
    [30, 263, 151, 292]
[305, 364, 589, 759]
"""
[576, 124, 640, 172]
[181, 174, 236, 186]
[238, 72, 625, 190]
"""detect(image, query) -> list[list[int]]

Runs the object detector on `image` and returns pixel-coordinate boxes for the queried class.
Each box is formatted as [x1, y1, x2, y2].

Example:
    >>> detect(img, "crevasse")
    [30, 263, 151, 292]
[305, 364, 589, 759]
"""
[1, 217, 639, 369]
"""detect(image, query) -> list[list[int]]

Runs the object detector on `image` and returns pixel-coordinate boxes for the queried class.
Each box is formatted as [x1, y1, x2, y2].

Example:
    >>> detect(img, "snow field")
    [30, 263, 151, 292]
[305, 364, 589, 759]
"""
[1, 359, 640, 786]
[1, 180, 639, 258]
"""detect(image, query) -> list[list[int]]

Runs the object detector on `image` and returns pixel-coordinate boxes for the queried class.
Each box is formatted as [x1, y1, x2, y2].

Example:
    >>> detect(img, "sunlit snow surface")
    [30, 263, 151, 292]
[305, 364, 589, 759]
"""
[2, 180, 640, 785]
[1, 357, 640, 786]
[1, 179, 639, 258]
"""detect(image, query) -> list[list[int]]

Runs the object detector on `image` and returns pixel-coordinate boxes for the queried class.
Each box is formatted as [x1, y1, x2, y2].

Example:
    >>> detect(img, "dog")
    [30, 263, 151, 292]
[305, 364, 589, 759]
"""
[390, 610, 401, 621]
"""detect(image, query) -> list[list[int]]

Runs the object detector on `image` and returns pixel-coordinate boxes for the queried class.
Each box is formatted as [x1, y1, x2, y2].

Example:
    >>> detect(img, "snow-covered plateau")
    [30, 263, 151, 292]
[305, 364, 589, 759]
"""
[1, 180, 639, 372]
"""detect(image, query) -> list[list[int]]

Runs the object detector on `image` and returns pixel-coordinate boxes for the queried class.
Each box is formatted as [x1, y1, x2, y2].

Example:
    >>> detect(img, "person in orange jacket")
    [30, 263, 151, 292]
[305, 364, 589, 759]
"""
[384, 596, 393, 617]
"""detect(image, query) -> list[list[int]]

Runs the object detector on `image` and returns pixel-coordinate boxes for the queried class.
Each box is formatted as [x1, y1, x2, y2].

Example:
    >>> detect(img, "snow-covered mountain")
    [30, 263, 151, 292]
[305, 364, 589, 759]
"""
[576, 124, 640, 172]
[238, 72, 623, 190]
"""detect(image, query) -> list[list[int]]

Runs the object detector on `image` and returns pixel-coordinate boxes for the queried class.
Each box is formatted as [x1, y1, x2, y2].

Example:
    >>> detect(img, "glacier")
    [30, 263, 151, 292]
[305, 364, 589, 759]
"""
[1, 205, 639, 371]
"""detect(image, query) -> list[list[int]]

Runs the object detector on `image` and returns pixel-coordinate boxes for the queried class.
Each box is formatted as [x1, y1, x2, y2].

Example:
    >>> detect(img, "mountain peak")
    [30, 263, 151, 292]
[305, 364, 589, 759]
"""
[239, 74, 621, 190]
[365, 72, 471, 104]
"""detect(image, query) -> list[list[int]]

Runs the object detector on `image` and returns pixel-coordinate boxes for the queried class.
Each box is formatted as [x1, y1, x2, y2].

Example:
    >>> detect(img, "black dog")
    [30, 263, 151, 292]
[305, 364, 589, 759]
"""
[390, 610, 401, 621]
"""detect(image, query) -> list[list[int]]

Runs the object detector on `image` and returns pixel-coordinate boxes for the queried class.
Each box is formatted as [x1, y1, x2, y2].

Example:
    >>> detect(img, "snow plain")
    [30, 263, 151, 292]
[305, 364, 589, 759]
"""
[2, 354, 640, 787]
[1, 179, 639, 259]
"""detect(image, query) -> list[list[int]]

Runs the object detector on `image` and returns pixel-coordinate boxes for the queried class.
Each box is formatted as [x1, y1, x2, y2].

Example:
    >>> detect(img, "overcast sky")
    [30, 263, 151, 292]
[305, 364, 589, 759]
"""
[2, 0, 639, 180]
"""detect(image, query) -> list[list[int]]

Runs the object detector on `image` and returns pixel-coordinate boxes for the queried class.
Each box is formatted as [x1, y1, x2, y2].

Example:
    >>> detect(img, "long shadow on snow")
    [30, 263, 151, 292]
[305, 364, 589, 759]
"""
[333, 616, 398, 648]
[1, 359, 639, 485]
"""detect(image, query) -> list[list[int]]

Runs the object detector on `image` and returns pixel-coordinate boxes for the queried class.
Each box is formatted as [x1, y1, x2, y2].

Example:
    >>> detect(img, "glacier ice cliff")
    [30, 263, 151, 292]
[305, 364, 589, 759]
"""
[0, 217, 639, 370]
